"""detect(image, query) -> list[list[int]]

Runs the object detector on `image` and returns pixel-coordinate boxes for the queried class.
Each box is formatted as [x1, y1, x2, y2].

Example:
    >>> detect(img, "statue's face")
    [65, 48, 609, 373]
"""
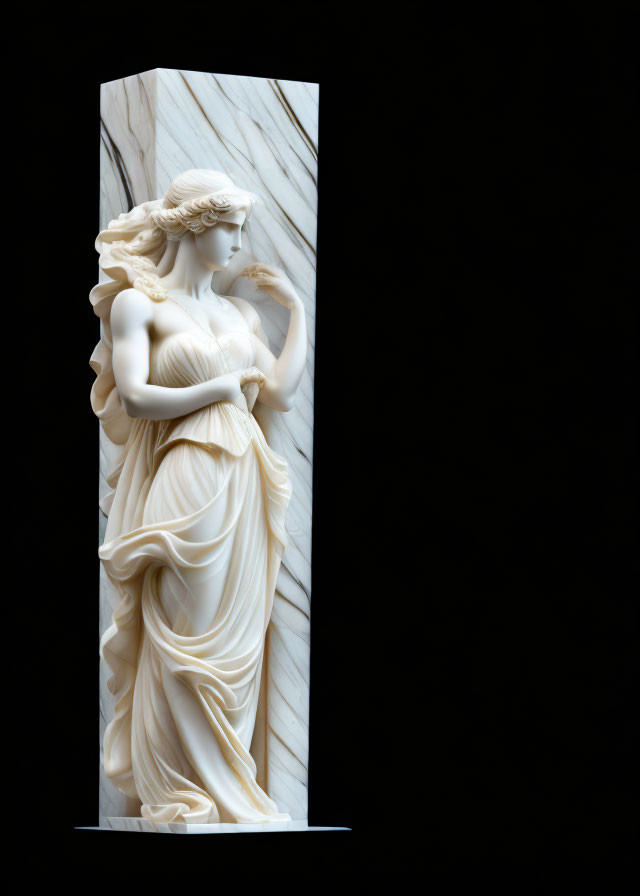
[194, 212, 246, 271]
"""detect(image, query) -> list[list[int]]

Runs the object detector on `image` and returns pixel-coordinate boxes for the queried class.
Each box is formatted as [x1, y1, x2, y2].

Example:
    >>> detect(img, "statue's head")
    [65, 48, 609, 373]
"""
[151, 169, 256, 271]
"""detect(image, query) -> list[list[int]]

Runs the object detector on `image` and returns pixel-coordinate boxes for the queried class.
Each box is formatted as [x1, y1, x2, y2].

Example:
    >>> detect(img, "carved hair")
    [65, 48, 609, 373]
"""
[152, 176, 255, 238]
[89, 170, 255, 508]
[94, 170, 256, 305]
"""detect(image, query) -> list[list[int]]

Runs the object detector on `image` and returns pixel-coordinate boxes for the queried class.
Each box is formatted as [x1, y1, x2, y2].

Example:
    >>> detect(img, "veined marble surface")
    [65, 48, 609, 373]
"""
[98, 69, 318, 823]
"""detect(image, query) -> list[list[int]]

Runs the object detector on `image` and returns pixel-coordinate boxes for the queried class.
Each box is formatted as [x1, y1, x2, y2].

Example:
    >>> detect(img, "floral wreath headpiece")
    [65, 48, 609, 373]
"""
[150, 186, 257, 239]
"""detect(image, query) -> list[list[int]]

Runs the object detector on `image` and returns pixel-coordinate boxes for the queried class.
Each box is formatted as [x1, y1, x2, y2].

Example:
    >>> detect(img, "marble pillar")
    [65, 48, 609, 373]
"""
[98, 69, 318, 824]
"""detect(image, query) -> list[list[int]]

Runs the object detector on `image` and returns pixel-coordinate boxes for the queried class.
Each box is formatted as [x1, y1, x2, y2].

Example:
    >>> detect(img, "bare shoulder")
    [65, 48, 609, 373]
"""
[111, 288, 154, 334]
[224, 294, 261, 332]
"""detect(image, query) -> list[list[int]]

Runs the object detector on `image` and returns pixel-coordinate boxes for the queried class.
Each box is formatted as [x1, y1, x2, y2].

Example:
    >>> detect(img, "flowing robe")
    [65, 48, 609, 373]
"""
[99, 329, 291, 824]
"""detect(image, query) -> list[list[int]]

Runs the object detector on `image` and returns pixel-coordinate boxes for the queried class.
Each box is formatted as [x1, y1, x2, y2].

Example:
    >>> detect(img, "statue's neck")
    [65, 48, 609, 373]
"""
[157, 236, 219, 301]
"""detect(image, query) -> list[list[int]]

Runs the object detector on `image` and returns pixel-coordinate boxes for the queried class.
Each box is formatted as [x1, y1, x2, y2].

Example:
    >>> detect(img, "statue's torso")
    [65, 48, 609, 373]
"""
[148, 292, 256, 413]
[150, 292, 252, 362]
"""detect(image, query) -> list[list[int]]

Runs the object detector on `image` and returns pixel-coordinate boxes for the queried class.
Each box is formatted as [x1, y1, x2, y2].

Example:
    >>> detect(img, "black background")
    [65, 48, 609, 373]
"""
[20, 4, 636, 880]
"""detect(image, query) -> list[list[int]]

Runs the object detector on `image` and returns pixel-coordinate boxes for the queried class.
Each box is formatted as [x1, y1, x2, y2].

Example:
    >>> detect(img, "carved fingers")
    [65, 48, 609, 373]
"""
[242, 262, 283, 279]
[237, 366, 266, 389]
[241, 263, 299, 309]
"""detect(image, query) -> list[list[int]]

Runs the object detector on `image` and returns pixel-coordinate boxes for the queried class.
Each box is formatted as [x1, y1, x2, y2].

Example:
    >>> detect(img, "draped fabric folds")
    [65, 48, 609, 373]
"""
[98, 330, 291, 824]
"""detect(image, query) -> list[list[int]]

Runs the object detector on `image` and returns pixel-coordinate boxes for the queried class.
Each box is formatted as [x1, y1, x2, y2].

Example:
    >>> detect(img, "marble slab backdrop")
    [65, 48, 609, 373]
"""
[98, 69, 318, 824]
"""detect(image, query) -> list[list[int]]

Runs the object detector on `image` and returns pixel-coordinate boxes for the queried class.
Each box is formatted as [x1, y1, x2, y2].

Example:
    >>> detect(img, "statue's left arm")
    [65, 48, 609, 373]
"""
[240, 263, 307, 412]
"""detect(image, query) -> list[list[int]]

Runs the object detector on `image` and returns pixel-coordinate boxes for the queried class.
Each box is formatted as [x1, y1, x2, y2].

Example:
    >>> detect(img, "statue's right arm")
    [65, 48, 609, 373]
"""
[111, 289, 265, 420]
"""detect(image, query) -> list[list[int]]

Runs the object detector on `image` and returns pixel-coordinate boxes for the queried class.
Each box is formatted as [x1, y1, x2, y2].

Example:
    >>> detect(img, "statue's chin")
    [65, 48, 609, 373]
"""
[201, 260, 225, 273]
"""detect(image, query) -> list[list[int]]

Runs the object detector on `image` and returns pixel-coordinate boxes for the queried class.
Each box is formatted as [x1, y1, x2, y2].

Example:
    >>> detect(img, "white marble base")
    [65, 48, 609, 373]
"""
[77, 818, 349, 835]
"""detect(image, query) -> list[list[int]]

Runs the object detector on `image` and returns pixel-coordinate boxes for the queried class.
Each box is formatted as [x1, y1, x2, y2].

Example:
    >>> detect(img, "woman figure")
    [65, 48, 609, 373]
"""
[90, 169, 307, 825]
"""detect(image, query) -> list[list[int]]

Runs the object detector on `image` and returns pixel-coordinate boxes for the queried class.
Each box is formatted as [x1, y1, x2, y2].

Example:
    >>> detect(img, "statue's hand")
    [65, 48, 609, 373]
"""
[216, 368, 265, 402]
[241, 263, 300, 310]
[237, 366, 266, 390]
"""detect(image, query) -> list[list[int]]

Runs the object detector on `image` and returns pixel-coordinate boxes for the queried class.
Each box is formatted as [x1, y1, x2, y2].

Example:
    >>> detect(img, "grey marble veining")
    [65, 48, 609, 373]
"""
[98, 69, 318, 823]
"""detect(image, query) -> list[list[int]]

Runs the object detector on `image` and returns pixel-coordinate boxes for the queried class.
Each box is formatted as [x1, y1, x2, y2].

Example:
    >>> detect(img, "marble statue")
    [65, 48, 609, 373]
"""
[90, 168, 307, 826]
